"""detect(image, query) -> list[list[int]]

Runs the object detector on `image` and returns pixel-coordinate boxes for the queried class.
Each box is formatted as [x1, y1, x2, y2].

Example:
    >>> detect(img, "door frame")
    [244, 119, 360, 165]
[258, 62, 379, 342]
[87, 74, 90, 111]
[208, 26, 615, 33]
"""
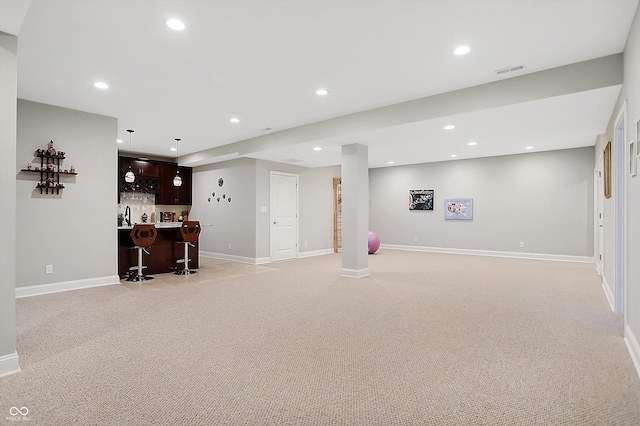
[613, 101, 627, 317]
[269, 171, 299, 262]
[595, 157, 604, 276]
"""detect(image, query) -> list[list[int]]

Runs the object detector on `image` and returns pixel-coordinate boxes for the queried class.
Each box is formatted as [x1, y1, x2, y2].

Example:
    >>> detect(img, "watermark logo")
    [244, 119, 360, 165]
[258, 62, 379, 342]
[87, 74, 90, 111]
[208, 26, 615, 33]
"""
[6, 406, 32, 422]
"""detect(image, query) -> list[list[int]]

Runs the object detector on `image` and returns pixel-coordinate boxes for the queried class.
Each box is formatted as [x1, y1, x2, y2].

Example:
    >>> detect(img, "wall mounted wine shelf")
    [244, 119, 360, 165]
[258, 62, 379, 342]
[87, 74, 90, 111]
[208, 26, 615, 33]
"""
[20, 140, 78, 195]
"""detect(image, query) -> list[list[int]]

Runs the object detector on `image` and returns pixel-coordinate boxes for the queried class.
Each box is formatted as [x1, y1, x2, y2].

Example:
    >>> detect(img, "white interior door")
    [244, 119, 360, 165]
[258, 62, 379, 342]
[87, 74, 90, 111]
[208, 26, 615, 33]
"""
[270, 171, 298, 262]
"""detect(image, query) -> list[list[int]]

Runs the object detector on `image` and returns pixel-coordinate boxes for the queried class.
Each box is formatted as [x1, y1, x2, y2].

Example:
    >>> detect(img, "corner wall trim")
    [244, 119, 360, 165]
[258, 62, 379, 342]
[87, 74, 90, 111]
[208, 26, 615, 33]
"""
[602, 277, 615, 312]
[379, 244, 594, 263]
[340, 268, 370, 278]
[15, 275, 120, 299]
[625, 324, 640, 380]
[0, 352, 20, 378]
[298, 249, 334, 259]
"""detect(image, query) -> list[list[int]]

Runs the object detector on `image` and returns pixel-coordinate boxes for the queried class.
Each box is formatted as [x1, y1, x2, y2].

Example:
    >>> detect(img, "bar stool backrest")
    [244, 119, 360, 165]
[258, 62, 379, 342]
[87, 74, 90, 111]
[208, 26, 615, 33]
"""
[131, 224, 157, 248]
[180, 221, 201, 244]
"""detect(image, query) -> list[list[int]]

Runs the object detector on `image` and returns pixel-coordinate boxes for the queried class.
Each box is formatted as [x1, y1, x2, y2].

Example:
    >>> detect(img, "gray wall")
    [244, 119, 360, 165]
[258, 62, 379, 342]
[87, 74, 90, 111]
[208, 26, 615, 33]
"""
[624, 0, 640, 342]
[16, 100, 118, 287]
[191, 158, 258, 259]
[299, 165, 341, 253]
[601, 4, 640, 354]
[192, 158, 340, 261]
[0, 33, 18, 368]
[370, 147, 594, 256]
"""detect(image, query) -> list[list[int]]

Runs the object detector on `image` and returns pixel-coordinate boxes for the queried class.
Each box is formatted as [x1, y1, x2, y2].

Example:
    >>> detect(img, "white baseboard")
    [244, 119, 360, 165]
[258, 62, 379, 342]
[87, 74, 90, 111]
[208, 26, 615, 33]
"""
[200, 251, 261, 265]
[625, 324, 640, 379]
[201, 249, 334, 265]
[15, 275, 120, 299]
[298, 249, 334, 259]
[601, 276, 615, 312]
[0, 352, 20, 378]
[341, 267, 370, 278]
[380, 244, 594, 263]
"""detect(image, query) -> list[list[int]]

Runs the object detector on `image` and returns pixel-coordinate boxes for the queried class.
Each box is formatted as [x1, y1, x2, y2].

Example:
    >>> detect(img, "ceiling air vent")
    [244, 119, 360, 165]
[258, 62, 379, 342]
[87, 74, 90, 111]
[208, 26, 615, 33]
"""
[494, 65, 525, 75]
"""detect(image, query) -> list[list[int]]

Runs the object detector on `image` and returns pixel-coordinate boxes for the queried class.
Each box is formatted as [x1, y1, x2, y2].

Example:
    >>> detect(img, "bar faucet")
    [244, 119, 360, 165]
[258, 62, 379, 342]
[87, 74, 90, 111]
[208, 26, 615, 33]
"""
[124, 206, 131, 226]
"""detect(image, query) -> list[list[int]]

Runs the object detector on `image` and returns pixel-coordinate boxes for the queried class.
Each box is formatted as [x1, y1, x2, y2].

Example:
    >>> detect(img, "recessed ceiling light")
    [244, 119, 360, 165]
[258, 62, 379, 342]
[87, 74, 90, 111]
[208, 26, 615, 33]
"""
[388, 161, 394, 165]
[167, 19, 185, 31]
[454, 45, 471, 56]
[230, 117, 240, 123]
[313, 147, 322, 151]
[525, 146, 533, 150]
[170, 147, 177, 151]
[116, 139, 123, 144]
[315, 88, 329, 96]
[467, 141, 477, 146]
[451, 154, 458, 158]
[94, 82, 109, 89]
[444, 125, 456, 130]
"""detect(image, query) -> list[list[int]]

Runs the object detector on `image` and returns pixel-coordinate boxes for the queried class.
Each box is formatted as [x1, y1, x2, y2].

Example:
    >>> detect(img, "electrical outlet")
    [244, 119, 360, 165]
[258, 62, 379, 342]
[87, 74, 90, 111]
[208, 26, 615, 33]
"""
[520, 242, 525, 248]
[304, 241, 308, 247]
[45, 264, 53, 274]
[228, 243, 232, 250]
[414, 236, 418, 242]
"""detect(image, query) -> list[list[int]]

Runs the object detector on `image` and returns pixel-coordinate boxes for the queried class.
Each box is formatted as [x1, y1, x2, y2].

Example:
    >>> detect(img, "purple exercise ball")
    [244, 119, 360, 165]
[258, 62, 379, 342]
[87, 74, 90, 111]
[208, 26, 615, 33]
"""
[368, 231, 380, 254]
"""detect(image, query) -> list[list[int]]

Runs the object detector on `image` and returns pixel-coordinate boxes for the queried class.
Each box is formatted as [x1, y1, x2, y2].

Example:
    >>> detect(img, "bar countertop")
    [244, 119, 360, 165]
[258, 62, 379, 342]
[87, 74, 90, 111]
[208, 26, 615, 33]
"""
[118, 222, 182, 230]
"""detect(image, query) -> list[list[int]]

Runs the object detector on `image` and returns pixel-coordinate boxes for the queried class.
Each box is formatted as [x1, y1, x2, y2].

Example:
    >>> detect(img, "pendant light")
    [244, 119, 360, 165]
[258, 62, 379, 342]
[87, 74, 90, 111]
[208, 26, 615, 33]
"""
[124, 129, 136, 183]
[173, 138, 183, 187]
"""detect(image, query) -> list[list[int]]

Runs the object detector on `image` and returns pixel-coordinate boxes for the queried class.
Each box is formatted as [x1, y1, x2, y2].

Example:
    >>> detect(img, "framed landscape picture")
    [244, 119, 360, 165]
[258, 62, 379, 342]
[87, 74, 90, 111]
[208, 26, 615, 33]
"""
[409, 189, 434, 210]
[444, 198, 473, 220]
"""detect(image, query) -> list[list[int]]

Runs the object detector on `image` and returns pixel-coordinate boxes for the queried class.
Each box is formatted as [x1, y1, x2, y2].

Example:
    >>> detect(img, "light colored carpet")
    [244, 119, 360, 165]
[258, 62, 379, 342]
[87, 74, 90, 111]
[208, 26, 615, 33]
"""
[1, 251, 639, 425]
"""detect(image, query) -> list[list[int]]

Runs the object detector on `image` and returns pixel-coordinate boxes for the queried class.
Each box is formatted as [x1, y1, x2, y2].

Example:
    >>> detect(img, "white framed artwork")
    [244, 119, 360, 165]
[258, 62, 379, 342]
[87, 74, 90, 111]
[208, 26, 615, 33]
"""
[444, 198, 473, 220]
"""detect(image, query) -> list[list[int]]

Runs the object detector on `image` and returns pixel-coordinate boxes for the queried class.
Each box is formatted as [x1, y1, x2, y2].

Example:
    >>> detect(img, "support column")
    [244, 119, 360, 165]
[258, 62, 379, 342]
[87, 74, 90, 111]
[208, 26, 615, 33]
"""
[341, 144, 369, 278]
[0, 33, 20, 377]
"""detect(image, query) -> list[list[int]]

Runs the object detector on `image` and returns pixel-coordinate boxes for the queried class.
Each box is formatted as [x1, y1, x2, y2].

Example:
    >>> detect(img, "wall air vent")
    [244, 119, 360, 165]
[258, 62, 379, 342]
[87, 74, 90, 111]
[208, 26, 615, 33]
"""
[494, 65, 525, 75]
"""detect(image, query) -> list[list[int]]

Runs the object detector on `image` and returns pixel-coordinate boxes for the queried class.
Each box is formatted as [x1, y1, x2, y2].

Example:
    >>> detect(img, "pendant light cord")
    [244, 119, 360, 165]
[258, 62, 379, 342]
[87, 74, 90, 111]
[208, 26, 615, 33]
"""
[127, 129, 134, 153]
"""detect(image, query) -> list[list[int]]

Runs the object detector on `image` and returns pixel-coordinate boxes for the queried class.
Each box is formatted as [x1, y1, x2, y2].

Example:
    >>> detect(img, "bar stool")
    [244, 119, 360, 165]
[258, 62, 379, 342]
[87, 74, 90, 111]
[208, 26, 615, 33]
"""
[175, 221, 201, 275]
[127, 224, 157, 281]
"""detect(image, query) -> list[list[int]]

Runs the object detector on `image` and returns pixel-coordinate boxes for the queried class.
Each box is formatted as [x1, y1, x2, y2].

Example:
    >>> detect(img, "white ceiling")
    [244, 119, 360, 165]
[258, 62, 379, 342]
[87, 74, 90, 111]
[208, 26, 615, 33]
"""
[4, 0, 638, 168]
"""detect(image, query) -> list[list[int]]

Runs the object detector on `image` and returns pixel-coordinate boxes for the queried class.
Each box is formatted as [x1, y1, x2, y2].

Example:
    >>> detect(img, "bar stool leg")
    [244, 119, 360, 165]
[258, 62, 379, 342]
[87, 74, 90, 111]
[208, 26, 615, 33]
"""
[127, 247, 154, 281]
[175, 242, 196, 275]
[138, 247, 144, 277]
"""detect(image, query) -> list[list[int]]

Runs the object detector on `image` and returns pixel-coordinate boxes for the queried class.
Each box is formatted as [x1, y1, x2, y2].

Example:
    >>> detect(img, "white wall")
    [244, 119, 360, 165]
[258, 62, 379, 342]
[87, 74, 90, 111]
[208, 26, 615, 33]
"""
[16, 100, 118, 288]
[370, 147, 594, 257]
